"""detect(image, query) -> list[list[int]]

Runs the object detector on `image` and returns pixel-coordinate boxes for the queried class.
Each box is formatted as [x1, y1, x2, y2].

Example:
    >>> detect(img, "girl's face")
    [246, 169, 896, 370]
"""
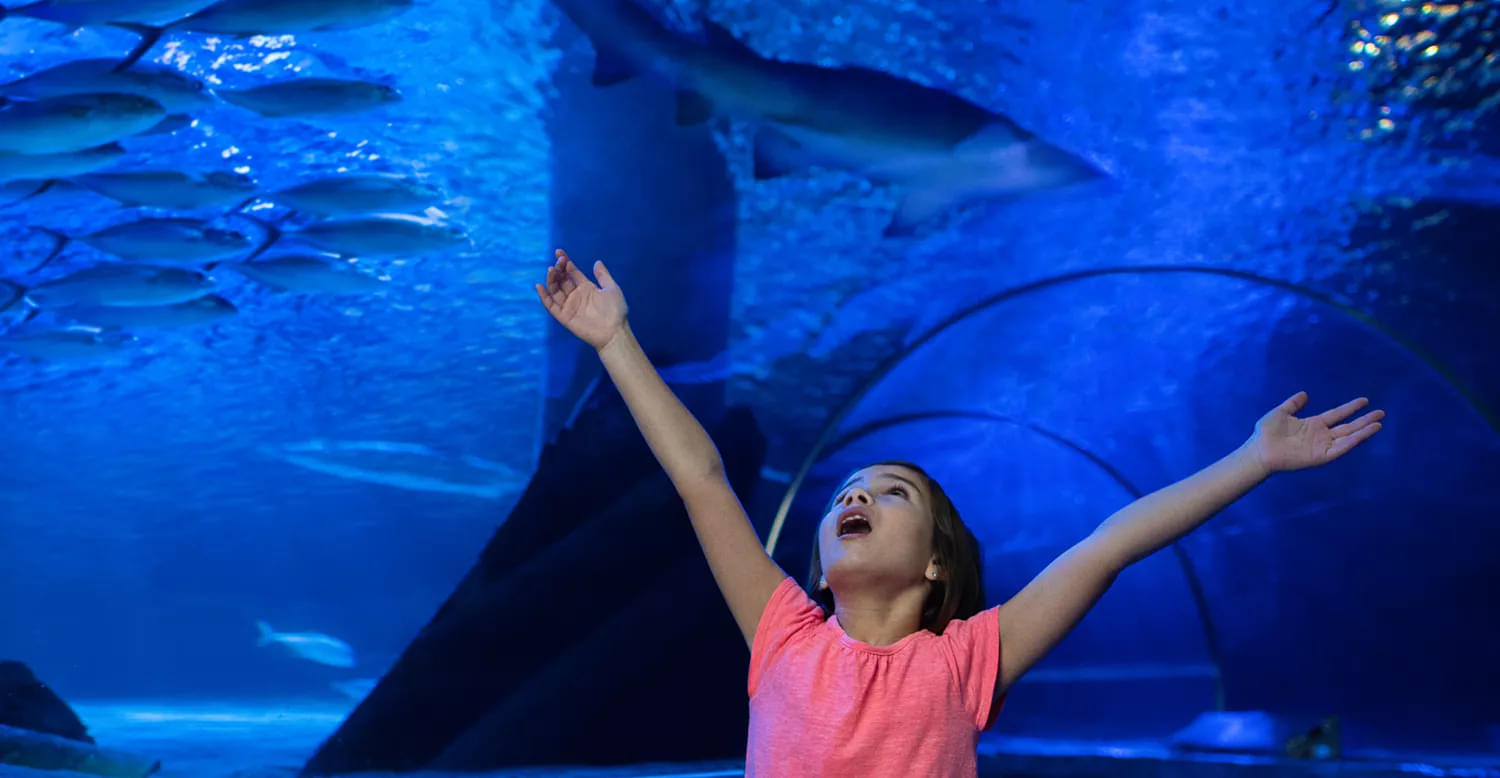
[817, 464, 939, 594]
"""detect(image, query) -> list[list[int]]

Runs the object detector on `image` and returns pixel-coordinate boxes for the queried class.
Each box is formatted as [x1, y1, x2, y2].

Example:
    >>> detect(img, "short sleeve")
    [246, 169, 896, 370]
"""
[938, 605, 1003, 730]
[747, 576, 826, 698]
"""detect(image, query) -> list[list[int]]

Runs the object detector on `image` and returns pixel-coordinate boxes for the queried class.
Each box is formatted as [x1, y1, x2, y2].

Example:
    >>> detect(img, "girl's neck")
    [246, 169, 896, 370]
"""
[830, 586, 928, 646]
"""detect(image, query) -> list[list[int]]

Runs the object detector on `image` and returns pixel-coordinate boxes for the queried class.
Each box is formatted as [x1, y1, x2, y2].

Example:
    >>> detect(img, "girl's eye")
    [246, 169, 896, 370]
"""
[889, 487, 907, 498]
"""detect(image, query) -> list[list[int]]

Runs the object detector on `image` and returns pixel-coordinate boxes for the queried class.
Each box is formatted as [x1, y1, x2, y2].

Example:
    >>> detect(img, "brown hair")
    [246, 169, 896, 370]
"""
[805, 461, 985, 635]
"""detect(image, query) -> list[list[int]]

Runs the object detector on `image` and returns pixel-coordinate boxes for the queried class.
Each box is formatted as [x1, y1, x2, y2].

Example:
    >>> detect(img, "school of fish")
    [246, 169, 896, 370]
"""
[0, 0, 469, 363]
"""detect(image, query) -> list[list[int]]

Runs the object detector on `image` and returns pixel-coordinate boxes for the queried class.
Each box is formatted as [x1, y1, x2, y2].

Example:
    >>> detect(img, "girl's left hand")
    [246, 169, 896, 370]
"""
[1251, 391, 1385, 473]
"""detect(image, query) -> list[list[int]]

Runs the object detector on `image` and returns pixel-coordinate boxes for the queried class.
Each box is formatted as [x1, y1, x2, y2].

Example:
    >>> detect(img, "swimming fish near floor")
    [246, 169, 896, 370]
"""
[56, 295, 236, 329]
[112, 0, 416, 71]
[217, 78, 401, 118]
[0, 327, 136, 363]
[34, 218, 253, 270]
[243, 213, 468, 260]
[241, 173, 442, 217]
[221, 255, 386, 294]
[255, 621, 356, 669]
[0, 58, 215, 114]
[0, 264, 215, 312]
[551, 0, 1105, 235]
[0, 93, 166, 155]
[0, 143, 125, 183]
[65, 170, 258, 210]
[260, 439, 525, 499]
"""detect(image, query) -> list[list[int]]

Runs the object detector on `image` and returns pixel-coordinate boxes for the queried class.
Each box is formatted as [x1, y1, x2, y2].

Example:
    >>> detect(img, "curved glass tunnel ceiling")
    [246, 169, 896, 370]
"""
[770, 270, 1500, 736]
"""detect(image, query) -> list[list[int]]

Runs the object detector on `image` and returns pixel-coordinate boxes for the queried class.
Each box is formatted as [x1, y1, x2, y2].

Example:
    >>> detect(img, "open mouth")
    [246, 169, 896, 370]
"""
[837, 510, 872, 538]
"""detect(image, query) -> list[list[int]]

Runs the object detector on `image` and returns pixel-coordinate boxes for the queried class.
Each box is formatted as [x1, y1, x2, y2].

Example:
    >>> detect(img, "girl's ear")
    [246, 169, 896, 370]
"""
[926, 558, 943, 581]
[818, 577, 829, 590]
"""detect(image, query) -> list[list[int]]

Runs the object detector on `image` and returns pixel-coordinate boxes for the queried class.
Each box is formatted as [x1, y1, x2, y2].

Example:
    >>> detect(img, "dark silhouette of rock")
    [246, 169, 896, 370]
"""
[301, 389, 767, 773]
[0, 661, 93, 744]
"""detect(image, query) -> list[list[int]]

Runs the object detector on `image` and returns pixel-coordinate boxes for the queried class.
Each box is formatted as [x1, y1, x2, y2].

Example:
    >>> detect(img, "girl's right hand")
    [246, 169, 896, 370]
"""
[535, 248, 628, 351]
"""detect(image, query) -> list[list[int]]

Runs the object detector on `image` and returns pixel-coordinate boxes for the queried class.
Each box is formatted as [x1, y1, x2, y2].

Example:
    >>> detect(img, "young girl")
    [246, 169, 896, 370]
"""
[535, 249, 1385, 777]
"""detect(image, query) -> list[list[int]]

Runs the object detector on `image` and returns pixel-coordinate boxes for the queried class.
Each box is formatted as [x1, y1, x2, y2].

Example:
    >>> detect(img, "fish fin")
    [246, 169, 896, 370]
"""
[226, 195, 259, 217]
[590, 45, 638, 86]
[18, 179, 57, 202]
[255, 620, 276, 647]
[27, 227, 69, 273]
[700, 20, 757, 59]
[108, 23, 166, 72]
[884, 181, 962, 237]
[674, 89, 713, 126]
[752, 127, 811, 180]
[0, 279, 24, 313]
[229, 213, 281, 261]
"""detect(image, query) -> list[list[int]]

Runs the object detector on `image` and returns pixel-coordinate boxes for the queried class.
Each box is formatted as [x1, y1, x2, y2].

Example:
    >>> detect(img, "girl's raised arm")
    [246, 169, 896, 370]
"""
[537, 250, 786, 646]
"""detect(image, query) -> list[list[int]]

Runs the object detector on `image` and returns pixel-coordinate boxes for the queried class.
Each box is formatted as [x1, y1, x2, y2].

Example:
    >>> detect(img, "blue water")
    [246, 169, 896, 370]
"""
[2, 0, 1498, 775]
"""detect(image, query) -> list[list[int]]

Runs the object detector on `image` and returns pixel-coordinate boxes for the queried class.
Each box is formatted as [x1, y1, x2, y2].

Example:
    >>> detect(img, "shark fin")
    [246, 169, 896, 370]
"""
[590, 45, 638, 86]
[674, 89, 714, 126]
[752, 127, 812, 180]
[885, 182, 963, 236]
[701, 20, 757, 58]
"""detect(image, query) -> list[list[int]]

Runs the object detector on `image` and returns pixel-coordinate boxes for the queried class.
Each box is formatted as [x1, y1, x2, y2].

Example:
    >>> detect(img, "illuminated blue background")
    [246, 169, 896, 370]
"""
[0, 0, 1496, 774]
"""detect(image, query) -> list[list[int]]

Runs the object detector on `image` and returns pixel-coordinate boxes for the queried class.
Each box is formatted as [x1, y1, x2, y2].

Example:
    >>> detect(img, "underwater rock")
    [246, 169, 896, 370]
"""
[0, 662, 162, 777]
[0, 724, 160, 778]
[301, 389, 767, 773]
[0, 661, 91, 743]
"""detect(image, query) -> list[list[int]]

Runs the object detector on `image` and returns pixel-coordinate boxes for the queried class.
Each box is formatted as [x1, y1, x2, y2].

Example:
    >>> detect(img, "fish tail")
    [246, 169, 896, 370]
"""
[26, 227, 68, 274]
[20, 179, 57, 202]
[108, 23, 166, 72]
[230, 213, 281, 261]
[255, 620, 276, 647]
[0, 279, 24, 313]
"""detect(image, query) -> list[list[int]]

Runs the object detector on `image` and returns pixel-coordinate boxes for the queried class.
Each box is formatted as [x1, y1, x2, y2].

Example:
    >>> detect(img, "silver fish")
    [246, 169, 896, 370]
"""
[1, 264, 214, 310]
[552, 0, 1105, 234]
[248, 213, 467, 259]
[251, 173, 441, 216]
[224, 255, 385, 294]
[255, 620, 355, 669]
[0, 0, 209, 26]
[218, 78, 400, 118]
[58, 294, 236, 328]
[0, 59, 214, 113]
[0, 142, 125, 183]
[163, 0, 410, 34]
[69, 170, 257, 209]
[37, 217, 253, 269]
[114, 0, 415, 70]
[0, 93, 166, 154]
[0, 327, 136, 363]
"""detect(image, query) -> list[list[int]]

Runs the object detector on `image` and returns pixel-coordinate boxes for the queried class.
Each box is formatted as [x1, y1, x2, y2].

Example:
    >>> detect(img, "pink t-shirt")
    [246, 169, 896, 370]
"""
[746, 576, 1002, 777]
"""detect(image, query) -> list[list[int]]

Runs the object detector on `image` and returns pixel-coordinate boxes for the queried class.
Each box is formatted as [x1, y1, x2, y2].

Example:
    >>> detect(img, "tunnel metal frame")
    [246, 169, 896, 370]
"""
[763, 263, 1496, 710]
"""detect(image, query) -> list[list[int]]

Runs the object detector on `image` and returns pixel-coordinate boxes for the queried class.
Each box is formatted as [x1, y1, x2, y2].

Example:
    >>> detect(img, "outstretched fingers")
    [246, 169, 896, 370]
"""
[1317, 396, 1369, 426]
[1332, 408, 1384, 437]
[535, 283, 559, 313]
[1328, 419, 1382, 457]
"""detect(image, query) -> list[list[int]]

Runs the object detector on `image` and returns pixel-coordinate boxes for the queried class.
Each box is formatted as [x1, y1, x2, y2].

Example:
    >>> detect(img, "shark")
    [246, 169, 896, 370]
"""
[551, 0, 1105, 235]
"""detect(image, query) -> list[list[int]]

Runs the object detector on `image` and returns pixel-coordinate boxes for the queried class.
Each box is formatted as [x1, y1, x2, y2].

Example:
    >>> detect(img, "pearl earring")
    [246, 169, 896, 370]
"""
[927, 570, 937, 580]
